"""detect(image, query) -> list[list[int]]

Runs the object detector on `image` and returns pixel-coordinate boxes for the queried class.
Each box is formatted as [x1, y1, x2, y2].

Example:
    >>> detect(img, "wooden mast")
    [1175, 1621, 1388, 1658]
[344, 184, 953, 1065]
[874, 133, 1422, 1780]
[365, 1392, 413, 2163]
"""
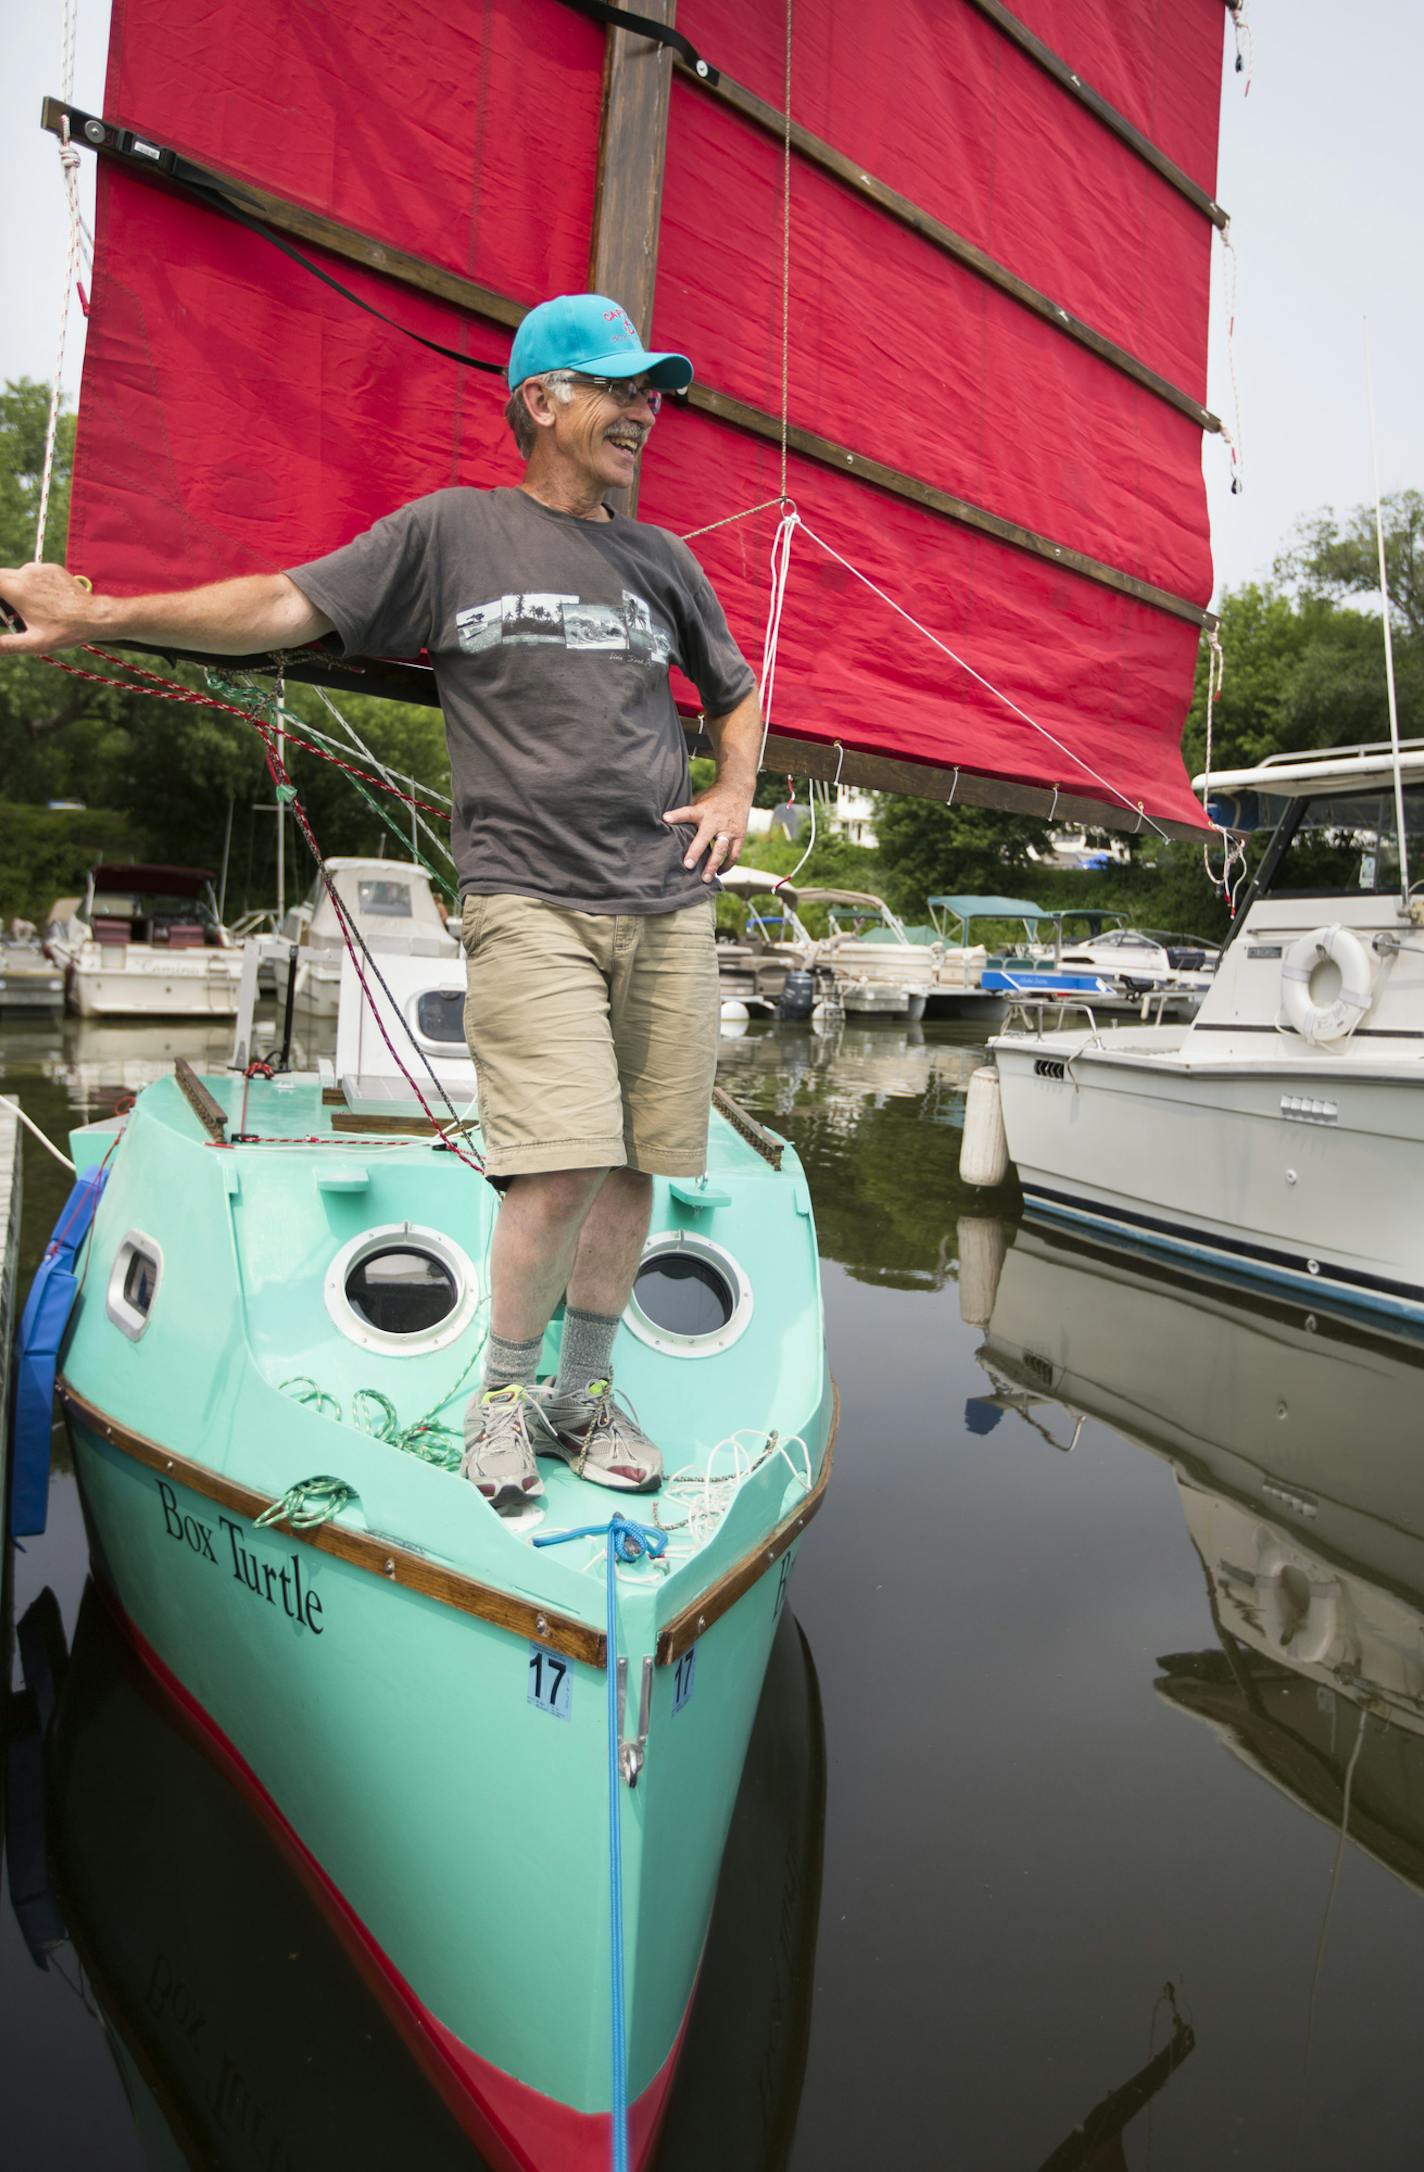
[587, 0, 679, 516]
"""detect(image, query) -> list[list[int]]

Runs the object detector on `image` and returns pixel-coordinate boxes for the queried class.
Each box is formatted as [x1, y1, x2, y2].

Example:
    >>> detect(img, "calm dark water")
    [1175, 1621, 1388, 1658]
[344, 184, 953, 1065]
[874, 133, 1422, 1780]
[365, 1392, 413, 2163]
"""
[5, 1011, 1423, 2170]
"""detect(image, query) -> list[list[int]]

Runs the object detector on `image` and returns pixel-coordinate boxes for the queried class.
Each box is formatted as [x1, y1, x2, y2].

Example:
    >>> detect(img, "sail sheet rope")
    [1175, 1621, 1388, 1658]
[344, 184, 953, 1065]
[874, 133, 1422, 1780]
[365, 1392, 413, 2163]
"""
[34, 0, 93, 562]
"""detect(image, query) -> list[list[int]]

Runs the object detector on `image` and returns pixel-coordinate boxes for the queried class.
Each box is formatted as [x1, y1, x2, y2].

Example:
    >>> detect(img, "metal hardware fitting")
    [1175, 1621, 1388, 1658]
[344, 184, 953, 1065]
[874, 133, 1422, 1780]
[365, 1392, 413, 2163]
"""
[617, 1656, 654, 1786]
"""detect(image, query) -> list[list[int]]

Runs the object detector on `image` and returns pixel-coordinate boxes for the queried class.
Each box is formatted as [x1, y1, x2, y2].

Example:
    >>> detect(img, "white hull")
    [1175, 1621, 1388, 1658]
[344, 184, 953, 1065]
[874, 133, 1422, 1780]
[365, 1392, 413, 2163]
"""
[66, 950, 245, 1019]
[995, 1029, 1424, 1320]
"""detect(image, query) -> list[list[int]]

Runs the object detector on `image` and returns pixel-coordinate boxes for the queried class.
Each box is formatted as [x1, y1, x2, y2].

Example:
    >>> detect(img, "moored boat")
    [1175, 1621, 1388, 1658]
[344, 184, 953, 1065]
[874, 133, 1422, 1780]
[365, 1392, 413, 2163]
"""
[979, 743, 1424, 1325]
[46, 972, 832, 2167]
[44, 864, 244, 1019]
[278, 856, 459, 1021]
[0, 931, 65, 1013]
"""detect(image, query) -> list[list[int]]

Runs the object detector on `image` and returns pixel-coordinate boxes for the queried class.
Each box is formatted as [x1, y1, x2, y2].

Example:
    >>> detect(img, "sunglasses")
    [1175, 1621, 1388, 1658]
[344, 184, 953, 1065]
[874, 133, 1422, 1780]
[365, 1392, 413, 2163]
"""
[572, 374, 664, 416]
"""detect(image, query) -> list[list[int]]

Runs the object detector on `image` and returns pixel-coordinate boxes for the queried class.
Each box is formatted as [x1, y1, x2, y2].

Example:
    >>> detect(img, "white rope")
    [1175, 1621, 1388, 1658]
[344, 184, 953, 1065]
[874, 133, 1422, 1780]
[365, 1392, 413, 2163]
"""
[773, 771, 820, 891]
[756, 506, 800, 769]
[1219, 219, 1245, 496]
[1199, 626, 1247, 908]
[35, 0, 86, 561]
[307, 686, 457, 871]
[1230, 1, 1255, 95]
[0, 1096, 78, 1173]
[793, 519, 1173, 841]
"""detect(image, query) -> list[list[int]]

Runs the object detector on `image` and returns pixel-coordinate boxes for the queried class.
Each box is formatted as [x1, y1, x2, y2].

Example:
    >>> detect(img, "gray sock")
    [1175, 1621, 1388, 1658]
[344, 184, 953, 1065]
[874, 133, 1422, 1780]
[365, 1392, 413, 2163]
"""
[555, 1307, 621, 1397]
[482, 1329, 544, 1395]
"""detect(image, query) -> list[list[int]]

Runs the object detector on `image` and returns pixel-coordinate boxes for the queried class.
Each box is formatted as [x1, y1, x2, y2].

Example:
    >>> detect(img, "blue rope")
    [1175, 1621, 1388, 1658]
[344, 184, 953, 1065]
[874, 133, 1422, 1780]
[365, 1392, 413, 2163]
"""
[533, 1514, 667, 2170]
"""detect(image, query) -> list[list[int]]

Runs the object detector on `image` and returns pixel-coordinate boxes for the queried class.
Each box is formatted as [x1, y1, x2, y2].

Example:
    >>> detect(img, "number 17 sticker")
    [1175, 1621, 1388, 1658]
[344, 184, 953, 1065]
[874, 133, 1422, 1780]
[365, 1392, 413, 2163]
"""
[528, 1644, 572, 1720]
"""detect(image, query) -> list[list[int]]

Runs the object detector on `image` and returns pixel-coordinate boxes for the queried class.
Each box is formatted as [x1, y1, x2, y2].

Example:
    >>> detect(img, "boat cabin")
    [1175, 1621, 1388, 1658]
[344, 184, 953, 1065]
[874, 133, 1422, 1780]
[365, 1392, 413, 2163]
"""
[282, 857, 457, 960]
[79, 864, 229, 948]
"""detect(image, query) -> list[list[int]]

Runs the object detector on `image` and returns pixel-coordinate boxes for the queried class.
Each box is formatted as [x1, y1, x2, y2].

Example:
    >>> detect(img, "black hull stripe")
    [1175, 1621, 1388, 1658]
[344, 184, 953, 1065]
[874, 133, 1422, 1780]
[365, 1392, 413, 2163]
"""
[1022, 1185, 1424, 1308]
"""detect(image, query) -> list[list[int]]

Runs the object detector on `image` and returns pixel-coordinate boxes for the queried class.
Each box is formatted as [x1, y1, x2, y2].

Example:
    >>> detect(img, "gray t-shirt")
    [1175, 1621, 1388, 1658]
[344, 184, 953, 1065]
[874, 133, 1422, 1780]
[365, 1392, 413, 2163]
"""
[287, 487, 755, 914]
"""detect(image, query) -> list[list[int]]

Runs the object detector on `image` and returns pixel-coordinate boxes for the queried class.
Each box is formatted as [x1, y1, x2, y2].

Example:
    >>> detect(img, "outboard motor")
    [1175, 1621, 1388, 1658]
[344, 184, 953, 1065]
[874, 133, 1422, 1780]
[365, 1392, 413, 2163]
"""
[777, 969, 815, 1022]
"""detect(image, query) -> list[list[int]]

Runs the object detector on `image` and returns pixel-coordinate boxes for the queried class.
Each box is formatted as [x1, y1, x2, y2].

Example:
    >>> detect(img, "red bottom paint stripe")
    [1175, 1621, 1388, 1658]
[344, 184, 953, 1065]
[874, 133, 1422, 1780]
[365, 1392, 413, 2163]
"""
[95, 1575, 688, 2172]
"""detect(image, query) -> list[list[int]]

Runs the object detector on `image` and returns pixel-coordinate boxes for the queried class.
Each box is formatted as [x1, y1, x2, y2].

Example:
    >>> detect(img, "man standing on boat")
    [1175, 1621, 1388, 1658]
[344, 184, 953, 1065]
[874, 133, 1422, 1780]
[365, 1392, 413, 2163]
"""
[0, 293, 761, 1513]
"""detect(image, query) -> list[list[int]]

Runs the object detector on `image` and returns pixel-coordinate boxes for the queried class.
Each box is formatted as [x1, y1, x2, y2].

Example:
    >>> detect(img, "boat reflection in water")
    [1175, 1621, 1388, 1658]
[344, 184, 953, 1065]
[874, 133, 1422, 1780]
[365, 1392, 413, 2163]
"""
[970, 1222, 1424, 1893]
[11, 1588, 824, 2171]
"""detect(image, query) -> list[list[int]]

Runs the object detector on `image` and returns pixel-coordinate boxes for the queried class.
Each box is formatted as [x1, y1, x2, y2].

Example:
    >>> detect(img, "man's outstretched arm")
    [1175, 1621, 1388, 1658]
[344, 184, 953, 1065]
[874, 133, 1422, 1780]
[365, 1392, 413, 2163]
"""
[0, 562, 333, 657]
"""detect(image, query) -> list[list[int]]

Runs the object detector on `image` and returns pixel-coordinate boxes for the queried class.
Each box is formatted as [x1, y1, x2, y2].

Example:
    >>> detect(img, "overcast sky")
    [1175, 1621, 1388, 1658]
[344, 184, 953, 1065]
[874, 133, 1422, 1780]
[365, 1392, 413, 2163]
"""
[3, 1, 1420, 603]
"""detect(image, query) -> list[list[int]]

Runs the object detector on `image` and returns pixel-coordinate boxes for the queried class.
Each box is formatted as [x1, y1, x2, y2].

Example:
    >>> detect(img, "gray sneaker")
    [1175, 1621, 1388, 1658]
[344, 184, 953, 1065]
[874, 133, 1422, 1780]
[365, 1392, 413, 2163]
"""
[535, 1377, 664, 1493]
[460, 1385, 549, 1510]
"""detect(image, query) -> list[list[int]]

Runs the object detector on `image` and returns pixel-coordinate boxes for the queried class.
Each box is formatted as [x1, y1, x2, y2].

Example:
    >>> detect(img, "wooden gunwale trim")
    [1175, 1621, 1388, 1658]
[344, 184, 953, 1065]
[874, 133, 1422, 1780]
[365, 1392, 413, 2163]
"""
[57, 1380, 608, 1667]
[711, 1083, 784, 1168]
[45, 101, 1210, 629]
[961, 0, 1229, 228]
[673, 60, 1219, 430]
[655, 1380, 839, 1666]
[683, 382, 1210, 627]
[174, 1056, 228, 1140]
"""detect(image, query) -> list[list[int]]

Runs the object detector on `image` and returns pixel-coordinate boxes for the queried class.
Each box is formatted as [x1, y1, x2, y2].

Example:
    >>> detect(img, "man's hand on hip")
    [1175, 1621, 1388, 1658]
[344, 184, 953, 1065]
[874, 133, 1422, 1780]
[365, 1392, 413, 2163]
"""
[663, 774, 755, 881]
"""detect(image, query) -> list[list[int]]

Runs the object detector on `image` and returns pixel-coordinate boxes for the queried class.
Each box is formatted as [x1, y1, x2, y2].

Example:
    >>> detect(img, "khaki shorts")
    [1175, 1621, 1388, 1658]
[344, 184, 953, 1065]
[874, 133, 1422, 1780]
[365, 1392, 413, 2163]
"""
[461, 893, 719, 1178]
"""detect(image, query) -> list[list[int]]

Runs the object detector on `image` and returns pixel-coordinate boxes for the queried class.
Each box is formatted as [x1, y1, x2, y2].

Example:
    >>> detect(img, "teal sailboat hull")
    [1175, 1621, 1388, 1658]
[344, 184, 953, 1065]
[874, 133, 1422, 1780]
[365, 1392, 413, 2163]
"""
[57, 1069, 834, 2168]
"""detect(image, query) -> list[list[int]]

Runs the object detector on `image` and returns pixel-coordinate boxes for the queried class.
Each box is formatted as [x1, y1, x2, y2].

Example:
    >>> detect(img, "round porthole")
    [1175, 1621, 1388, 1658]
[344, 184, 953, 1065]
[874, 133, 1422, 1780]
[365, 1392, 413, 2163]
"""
[624, 1230, 752, 1357]
[325, 1223, 480, 1354]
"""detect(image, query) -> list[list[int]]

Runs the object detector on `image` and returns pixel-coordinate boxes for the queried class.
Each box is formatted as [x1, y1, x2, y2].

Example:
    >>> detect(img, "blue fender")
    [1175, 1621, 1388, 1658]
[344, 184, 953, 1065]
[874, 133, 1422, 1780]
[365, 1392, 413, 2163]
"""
[9, 1164, 109, 1538]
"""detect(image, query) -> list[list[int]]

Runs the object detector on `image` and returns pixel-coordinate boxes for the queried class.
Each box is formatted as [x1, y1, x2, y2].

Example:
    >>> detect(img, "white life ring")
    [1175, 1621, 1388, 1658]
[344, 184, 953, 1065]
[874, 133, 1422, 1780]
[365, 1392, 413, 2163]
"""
[1254, 1545, 1344, 1666]
[1280, 923, 1373, 1044]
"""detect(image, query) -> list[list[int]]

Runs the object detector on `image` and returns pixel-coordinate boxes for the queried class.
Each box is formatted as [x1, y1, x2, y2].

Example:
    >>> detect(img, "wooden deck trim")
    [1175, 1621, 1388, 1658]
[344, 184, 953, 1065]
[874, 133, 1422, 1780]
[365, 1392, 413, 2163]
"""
[655, 1380, 839, 1665]
[58, 1381, 608, 1667]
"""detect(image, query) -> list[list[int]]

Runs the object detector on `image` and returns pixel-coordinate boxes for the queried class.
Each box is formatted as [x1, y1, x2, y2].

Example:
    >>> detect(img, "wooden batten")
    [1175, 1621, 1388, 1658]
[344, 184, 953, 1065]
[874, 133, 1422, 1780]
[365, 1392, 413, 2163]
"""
[674, 61, 1220, 432]
[587, 0, 679, 516]
[962, 0, 1229, 227]
[750, 730, 1211, 843]
[44, 100, 1212, 631]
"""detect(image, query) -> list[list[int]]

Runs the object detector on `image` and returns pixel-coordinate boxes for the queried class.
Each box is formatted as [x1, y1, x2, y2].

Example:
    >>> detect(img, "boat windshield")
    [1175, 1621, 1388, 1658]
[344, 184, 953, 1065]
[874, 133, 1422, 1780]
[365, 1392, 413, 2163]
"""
[1263, 782, 1424, 898]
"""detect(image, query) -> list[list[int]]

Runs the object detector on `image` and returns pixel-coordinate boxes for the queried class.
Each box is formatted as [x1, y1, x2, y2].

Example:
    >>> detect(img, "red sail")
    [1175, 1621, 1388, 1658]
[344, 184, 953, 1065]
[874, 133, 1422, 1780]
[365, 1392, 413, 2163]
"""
[67, 0, 1229, 831]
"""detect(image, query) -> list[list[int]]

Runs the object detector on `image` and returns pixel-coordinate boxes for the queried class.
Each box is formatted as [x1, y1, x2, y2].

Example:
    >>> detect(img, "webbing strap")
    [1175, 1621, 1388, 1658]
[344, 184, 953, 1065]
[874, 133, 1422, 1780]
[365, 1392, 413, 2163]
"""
[554, 0, 720, 83]
[52, 105, 507, 379]
[179, 172, 507, 378]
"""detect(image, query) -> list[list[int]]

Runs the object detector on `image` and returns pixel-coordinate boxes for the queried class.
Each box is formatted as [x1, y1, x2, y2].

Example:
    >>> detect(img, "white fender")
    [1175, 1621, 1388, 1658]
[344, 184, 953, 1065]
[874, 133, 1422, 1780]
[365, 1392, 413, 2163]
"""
[1280, 923, 1373, 1044]
[959, 1065, 1010, 1188]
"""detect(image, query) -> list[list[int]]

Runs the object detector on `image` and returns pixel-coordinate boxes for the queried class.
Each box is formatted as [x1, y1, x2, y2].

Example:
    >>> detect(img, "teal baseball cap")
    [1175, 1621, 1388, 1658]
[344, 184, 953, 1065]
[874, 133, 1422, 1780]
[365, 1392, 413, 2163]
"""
[507, 293, 693, 392]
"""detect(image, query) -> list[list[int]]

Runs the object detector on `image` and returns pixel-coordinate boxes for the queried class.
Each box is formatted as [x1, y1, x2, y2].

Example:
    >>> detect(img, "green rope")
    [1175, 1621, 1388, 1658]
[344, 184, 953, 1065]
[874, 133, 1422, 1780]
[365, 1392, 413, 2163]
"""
[256, 1475, 357, 1529]
[278, 1333, 485, 1480]
[341, 764, 458, 901]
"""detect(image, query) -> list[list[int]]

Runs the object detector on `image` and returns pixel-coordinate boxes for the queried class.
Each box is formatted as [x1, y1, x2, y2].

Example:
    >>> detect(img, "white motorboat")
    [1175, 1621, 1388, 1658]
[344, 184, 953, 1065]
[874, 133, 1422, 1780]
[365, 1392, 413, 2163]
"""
[278, 856, 459, 1019]
[0, 930, 64, 1012]
[976, 743, 1424, 1325]
[44, 864, 245, 1019]
[1056, 923, 1219, 1009]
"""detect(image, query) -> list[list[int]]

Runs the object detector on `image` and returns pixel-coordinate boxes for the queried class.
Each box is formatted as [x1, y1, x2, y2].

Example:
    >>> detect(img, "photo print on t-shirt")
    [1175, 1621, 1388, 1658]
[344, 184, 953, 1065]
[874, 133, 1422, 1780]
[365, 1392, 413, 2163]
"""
[455, 589, 673, 667]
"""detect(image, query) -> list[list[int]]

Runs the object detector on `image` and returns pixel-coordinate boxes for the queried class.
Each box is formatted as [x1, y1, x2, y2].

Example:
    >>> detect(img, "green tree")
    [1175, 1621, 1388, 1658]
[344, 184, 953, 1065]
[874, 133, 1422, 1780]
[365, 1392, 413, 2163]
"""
[873, 800, 1041, 920]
